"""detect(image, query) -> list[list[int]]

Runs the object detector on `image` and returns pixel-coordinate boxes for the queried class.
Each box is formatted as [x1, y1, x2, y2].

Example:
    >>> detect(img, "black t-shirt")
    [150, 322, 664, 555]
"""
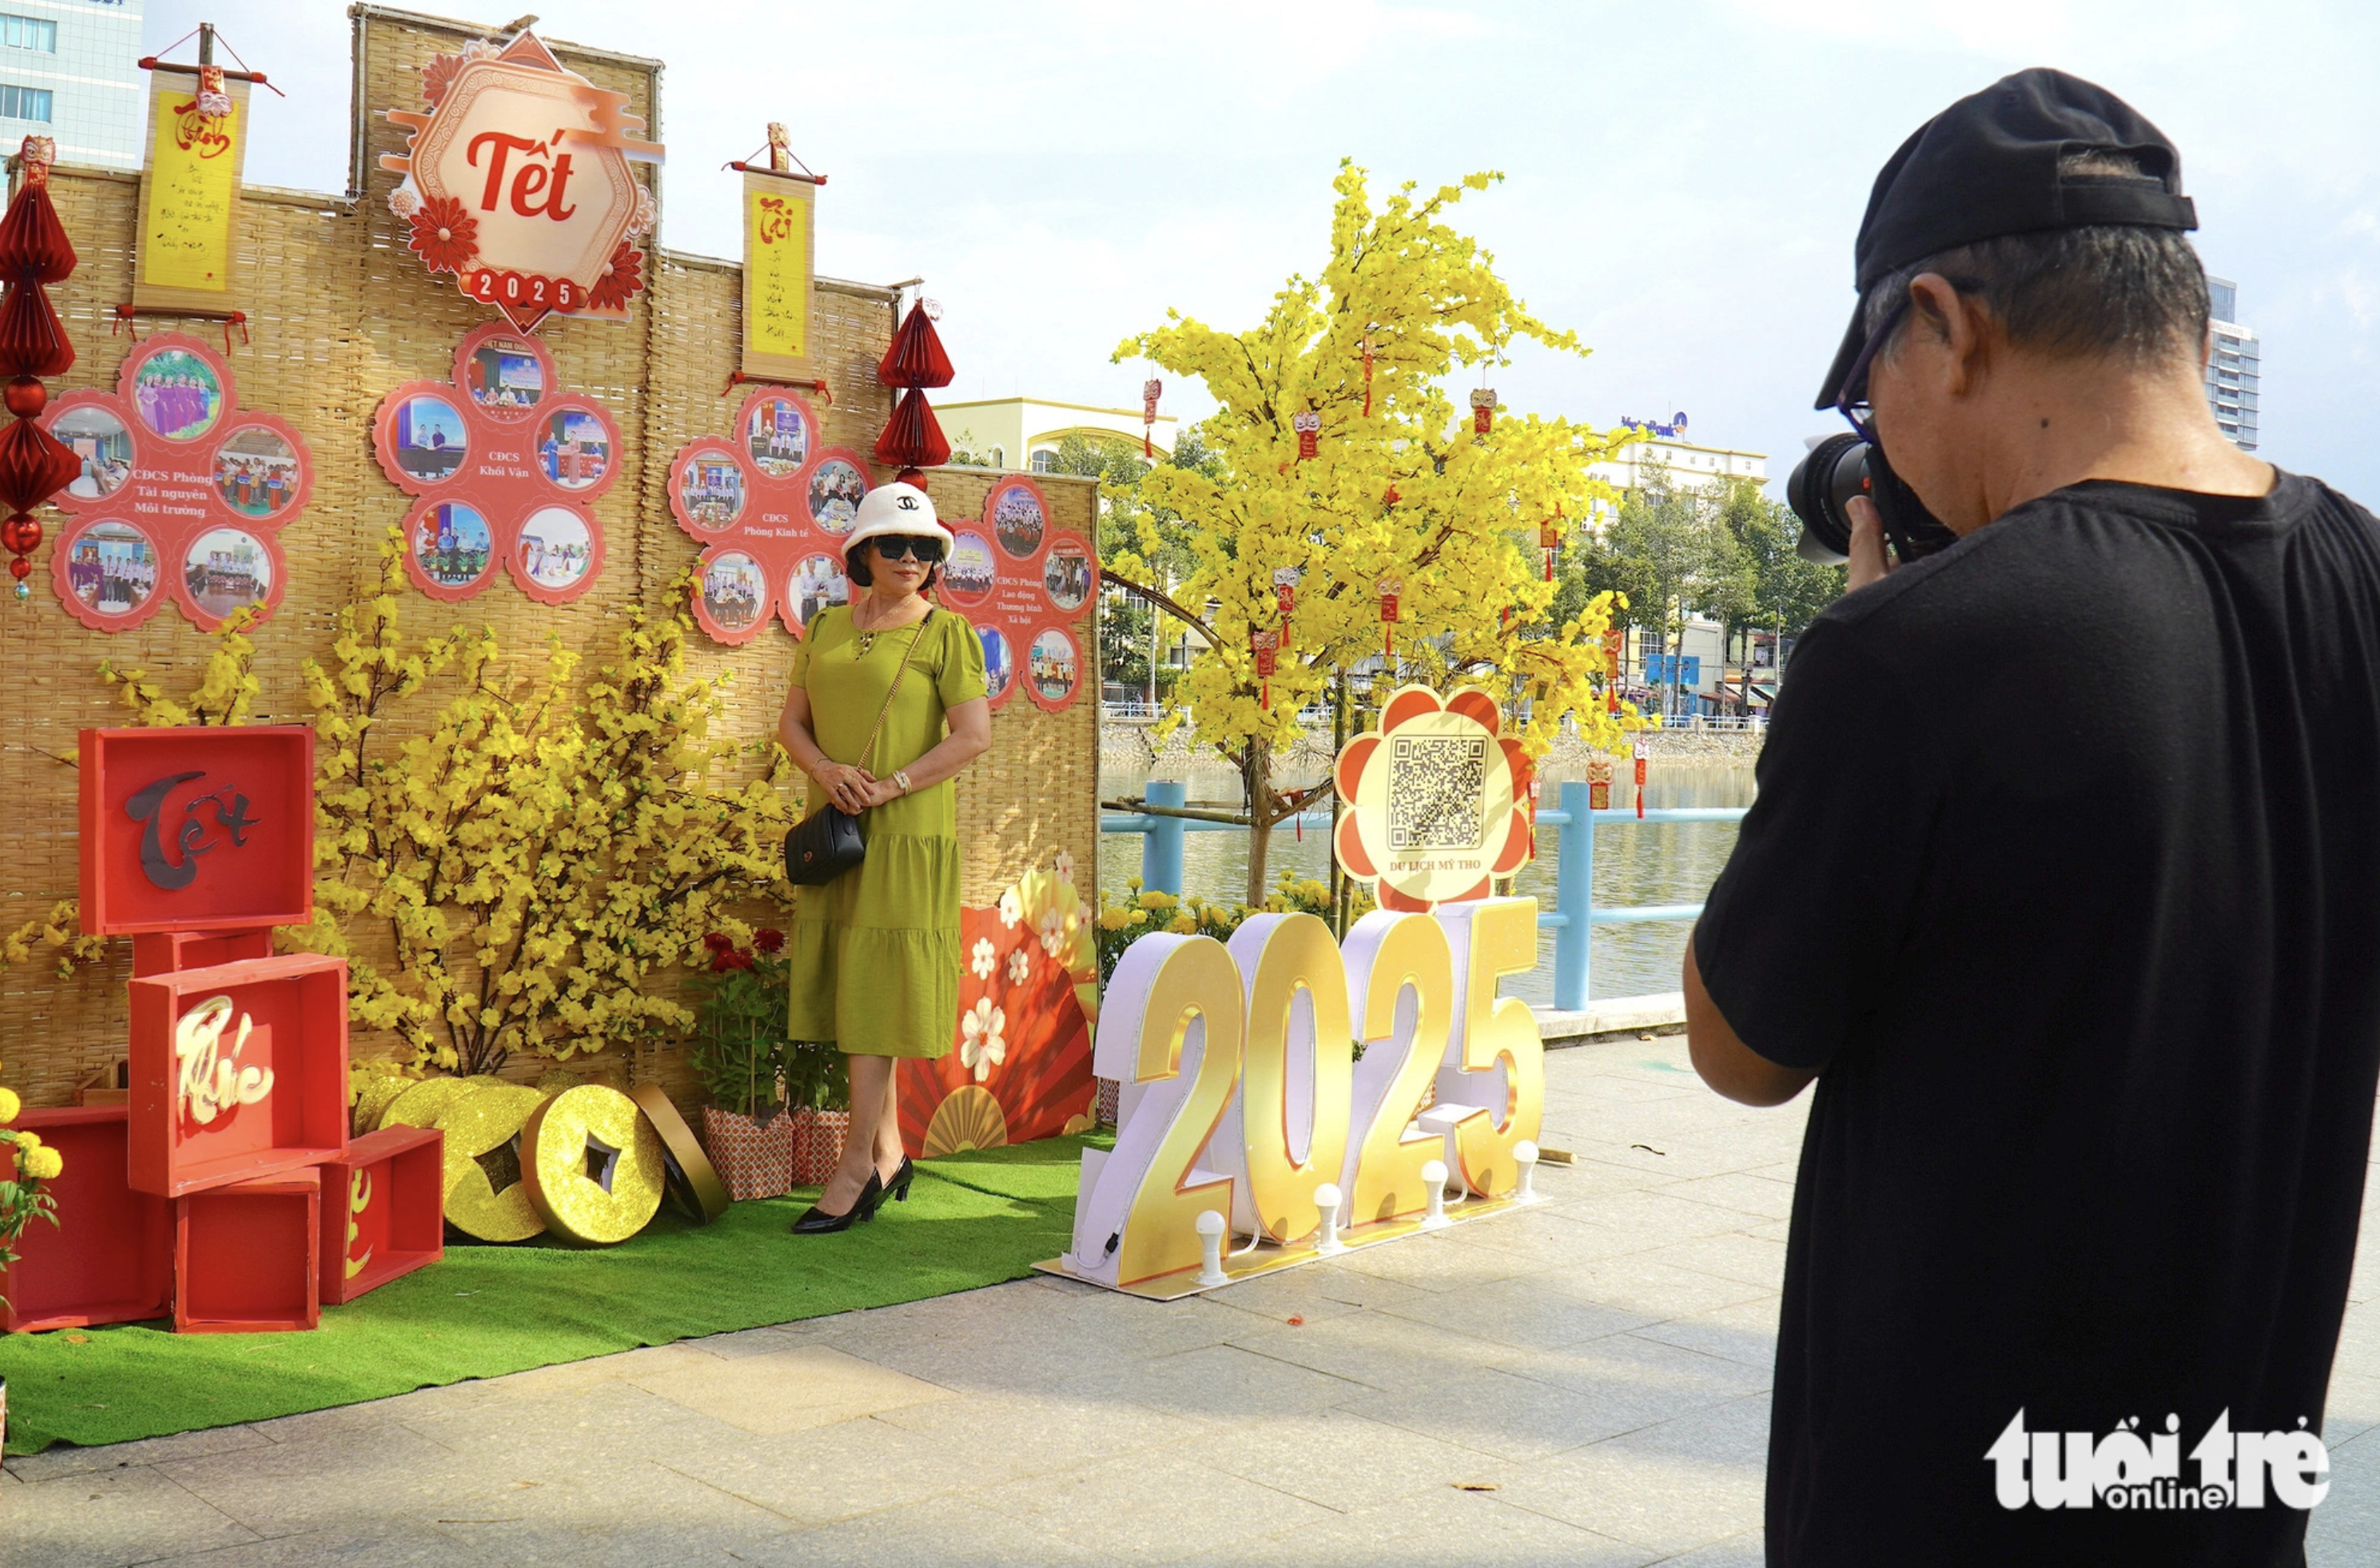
[1697, 473, 2380, 1566]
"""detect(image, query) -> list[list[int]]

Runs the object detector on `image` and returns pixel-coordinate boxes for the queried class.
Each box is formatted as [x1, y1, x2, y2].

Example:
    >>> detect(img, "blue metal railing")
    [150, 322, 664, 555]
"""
[1099, 778, 1750, 1011]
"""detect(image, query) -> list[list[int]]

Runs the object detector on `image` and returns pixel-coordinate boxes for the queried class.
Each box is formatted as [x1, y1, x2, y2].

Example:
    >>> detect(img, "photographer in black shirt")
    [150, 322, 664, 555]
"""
[1688, 68, 2380, 1565]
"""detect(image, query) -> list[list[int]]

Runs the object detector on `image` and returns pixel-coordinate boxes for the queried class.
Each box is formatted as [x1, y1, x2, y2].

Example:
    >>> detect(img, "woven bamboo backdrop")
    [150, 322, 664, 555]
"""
[0, 10, 1099, 1111]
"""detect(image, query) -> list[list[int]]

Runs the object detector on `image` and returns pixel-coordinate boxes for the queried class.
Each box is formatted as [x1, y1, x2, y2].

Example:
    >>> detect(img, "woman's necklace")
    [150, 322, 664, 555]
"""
[851, 594, 918, 655]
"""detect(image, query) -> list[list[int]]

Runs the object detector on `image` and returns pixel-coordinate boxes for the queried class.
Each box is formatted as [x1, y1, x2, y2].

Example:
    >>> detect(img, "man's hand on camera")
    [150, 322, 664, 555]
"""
[1846, 495, 1893, 591]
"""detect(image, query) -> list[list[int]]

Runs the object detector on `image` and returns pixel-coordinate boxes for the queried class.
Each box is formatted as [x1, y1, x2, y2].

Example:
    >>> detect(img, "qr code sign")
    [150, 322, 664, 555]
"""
[1388, 735, 1488, 850]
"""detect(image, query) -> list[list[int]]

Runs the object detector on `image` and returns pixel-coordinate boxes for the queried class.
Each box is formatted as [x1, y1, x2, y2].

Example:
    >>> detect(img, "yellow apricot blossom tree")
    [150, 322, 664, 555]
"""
[1111, 162, 1645, 900]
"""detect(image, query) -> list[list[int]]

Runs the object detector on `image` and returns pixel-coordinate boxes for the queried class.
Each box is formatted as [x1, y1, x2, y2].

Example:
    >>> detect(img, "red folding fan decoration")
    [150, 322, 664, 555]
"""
[0, 137, 77, 596]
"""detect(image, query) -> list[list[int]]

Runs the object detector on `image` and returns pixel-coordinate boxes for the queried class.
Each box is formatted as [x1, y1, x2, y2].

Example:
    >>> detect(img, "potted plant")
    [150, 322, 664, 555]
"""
[2, 1076, 65, 1457]
[782, 1037, 850, 1188]
[687, 932, 798, 1201]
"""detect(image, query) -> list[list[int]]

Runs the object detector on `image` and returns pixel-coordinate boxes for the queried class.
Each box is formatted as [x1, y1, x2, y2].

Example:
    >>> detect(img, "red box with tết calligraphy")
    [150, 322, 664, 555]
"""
[316, 1126, 444, 1307]
[126, 954, 349, 1199]
[78, 726, 313, 936]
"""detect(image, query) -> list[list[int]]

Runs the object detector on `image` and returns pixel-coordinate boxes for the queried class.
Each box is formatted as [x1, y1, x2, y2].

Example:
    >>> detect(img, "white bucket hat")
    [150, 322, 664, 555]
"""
[839, 481, 955, 561]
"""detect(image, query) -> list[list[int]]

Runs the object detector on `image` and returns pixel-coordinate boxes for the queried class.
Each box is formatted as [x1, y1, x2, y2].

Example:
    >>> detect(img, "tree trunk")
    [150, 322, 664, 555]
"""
[1243, 738, 1276, 907]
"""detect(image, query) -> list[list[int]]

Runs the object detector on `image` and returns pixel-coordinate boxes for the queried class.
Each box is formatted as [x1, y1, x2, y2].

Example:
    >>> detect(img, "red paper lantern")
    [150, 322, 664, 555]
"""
[0, 134, 75, 597]
[878, 298, 955, 389]
[874, 385, 950, 469]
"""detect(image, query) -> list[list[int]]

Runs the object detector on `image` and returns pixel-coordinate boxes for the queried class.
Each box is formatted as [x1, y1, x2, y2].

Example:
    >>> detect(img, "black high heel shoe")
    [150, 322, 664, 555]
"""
[791, 1171, 883, 1235]
[879, 1156, 915, 1205]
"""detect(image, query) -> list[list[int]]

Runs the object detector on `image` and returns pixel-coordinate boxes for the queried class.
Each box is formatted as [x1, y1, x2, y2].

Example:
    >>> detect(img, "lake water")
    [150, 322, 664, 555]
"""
[1099, 754, 1758, 1006]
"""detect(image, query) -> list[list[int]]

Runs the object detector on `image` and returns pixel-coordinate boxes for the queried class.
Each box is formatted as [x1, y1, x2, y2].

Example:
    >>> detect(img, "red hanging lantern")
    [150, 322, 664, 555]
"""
[878, 298, 955, 388]
[0, 135, 77, 599]
[1540, 510, 1563, 581]
[1292, 410, 1319, 461]
[1471, 386, 1496, 436]
[874, 386, 950, 470]
[1378, 575, 1401, 657]
[1272, 566, 1297, 643]
[1142, 377, 1162, 459]
[1252, 629, 1278, 709]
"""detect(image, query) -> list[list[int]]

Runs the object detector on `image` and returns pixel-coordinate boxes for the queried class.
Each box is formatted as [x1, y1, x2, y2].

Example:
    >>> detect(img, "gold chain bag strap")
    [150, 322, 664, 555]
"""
[784, 610, 933, 886]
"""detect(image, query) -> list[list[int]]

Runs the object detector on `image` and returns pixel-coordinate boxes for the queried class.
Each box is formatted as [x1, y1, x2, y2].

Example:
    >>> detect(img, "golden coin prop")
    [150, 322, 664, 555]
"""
[627, 1083, 729, 1223]
[435, 1083, 549, 1242]
[922, 1084, 1009, 1157]
[351, 1075, 412, 1136]
[378, 1077, 474, 1132]
[520, 1085, 666, 1245]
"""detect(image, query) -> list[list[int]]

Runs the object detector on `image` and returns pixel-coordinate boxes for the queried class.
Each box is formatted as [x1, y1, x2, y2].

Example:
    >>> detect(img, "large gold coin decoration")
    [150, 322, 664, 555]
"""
[378, 1076, 474, 1133]
[520, 1085, 666, 1245]
[922, 1084, 1009, 1157]
[627, 1083, 729, 1224]
[351, 1075, 412, 1136]
[435, 1083, 549, 1242]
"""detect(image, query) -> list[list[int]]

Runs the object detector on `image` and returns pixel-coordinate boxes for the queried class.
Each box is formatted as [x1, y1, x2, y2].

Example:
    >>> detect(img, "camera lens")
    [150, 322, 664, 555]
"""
[1786, 433, 1870, 564]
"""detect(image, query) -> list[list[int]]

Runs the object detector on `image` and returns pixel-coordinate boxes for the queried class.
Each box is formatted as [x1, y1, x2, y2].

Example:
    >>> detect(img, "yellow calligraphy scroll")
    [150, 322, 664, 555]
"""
[740, 167, 816, 381]
[133, 71, 250, 312]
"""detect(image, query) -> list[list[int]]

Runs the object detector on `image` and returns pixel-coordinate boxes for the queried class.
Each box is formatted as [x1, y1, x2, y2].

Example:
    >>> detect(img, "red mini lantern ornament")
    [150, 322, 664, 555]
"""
[1360, 330, 1376, 417]
[1272, 565, 1298, 643]
[1252, 629, 1279, 709]
[1292, 409, 1319, 461]
[1378, 575, 1402, 657]
[195, 64, 233, 121]
[1141, 377, 1161, 459]
[1540, 509, 1564, 581]
[1471, 386, 1496, 437]
[0, 136, 80, 599]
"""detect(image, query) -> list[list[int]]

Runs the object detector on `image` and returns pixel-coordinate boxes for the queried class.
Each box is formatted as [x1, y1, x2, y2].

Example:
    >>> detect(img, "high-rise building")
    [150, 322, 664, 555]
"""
[0, 2, 145, 171]
[2205, 276, 2261, 452]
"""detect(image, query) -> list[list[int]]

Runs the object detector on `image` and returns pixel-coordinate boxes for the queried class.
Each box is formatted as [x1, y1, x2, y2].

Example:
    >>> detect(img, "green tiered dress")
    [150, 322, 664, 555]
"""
[785, 605, 987, 1057]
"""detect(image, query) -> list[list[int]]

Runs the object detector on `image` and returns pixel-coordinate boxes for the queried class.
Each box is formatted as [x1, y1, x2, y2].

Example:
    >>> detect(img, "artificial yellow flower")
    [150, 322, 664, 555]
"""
[0, 1086, 18, 1124]
[20, 1144, 62, 1180]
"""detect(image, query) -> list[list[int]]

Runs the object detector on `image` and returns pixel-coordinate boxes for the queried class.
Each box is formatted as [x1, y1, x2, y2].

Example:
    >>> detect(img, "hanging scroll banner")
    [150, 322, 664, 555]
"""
[741, 165, 818, 384]
[132, 69, 251, 312]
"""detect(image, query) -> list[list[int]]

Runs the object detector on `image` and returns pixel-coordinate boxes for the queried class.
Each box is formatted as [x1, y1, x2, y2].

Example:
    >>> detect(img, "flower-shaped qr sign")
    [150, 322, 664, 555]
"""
[1333, 684, 1536, 912]
[43, 332, 314, 634]
[372, 324, 619, 604]
[665, 386, 876, 646]
[937, 475, 1097, 713]
[382, 30, 663, 333]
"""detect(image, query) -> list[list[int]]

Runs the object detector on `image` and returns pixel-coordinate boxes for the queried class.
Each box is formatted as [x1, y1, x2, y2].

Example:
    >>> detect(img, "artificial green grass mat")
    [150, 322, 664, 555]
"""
[0, 1134, 1107, 1455]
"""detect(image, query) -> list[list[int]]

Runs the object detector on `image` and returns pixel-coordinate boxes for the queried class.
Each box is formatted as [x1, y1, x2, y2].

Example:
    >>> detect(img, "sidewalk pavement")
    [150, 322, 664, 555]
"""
[6, 1037, 2376, 1567]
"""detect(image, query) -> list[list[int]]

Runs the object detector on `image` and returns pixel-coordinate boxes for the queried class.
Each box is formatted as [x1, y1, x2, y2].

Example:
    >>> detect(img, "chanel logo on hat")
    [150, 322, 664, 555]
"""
[896, 495, 920, 511]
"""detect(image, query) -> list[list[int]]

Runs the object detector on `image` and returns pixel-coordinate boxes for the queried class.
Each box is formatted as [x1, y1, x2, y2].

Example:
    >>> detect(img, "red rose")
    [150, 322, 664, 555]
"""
[754, 928, 786, 954]
[702, 932, 733, 953]
[710, 948, 754, 973]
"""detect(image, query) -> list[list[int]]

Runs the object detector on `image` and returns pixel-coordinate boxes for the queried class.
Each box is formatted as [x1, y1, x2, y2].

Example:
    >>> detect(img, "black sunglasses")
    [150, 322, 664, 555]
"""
[871, 535, 945, 563]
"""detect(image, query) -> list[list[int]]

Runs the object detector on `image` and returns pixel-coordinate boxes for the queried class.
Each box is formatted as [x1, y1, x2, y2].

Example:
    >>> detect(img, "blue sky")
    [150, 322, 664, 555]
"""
[163, 2, 2379, 499]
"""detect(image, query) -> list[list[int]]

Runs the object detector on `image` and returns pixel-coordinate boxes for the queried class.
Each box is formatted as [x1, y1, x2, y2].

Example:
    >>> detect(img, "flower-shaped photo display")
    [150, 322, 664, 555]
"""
[42, 333, 315, 633]
[665, 386, 878, 646]
[938, 475, 1097, 714]
[371, 323, 620, 604]
[1333, 684, 1538, 912]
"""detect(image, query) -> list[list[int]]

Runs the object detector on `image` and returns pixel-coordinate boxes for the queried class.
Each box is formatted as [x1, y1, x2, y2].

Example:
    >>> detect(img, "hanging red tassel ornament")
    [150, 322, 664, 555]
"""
[1540, 510, 1564, 582]
[1272, 566, 1298, 645]
[0, 135, 77, 599]
[1292, 410, 1319, 461]
[1471, 386, 1496, 437]
[1142, 377, 1161, 460]
[1589, 757, 1613, 811]
[1378, 575, 1402, 658]
[1252, 630, 1278, 709]
[1633, 737, 1650, 820]
[197, 64, 233, 121]
[1604, 627, 1624, 714]
[1360, 331, 1375, 418]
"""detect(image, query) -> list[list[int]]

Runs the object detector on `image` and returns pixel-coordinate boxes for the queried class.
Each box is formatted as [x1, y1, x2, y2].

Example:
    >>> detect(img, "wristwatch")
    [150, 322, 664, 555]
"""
[893, 770, 913, 794]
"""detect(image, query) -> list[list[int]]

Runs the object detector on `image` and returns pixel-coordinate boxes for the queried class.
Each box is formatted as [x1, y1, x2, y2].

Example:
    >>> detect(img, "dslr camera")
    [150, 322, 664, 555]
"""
[1786, 434, 1960, 566]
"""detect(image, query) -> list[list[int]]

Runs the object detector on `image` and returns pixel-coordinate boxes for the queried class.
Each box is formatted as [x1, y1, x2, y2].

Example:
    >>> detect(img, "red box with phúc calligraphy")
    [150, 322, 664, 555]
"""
[174, 1168, 321, 1334]
[126, 953, 350, 1200]
[78, 726, 313, 936]
[0, 1107, 173, 1334]
[316, 1127, 445, 1307]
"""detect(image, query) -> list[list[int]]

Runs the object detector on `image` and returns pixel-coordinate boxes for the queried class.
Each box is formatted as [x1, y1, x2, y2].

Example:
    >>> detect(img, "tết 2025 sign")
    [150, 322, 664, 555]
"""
[1051, 899, 1546, 1297]
[382, 30, 663, 333]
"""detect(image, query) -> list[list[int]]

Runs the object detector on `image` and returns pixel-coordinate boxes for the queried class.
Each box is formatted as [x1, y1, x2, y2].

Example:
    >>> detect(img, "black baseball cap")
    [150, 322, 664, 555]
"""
[1814, 67, 2199, 408]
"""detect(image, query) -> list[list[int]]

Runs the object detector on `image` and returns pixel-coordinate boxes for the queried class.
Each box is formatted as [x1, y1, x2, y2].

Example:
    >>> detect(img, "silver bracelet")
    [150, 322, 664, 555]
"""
[893, 770, 913, 794]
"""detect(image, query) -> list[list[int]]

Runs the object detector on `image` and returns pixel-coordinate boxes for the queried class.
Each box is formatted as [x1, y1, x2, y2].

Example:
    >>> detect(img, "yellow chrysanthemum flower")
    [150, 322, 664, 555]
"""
[0, 1086, 18, 1124]
[22, 1144, 62, 1180]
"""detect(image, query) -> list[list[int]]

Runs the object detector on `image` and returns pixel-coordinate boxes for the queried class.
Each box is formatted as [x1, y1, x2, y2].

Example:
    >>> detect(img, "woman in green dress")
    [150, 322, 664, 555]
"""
[776, 482, 990, 1233]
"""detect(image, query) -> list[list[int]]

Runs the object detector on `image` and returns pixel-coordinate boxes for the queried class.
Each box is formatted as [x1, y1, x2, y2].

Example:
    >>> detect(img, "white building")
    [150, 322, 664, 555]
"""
[934, 395, 1178, 474]
[1589, 420, 1766, 494]
[2, 1, 144, 170]
[2205, 277, 2260, 452]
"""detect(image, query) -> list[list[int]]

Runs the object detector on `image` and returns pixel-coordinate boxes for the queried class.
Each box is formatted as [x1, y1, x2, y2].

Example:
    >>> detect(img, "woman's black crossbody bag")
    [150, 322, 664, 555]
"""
[784, 611, 930, 886]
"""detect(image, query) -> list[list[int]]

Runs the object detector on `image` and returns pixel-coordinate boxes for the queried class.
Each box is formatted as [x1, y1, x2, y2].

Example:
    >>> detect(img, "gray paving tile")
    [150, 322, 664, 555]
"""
[871, 1389, 1216, 1474]
[1531, 1254, 1777, 1323]
[969, 1453, 1338, 1564]
[1656, 1171, 1798, 1221]
[1180, 1407, 1498, 1513]
[1054, 1343, 1371, 1423]
[0, 1463, 257, 1568]
[1172, 1485, 1658, 1567]
[421, 1460, 791, 1566]
[1626, 1295, 1781, 1369]
[1378, 1275, 1658, 1351]
[1489, 1392, 1770, 1555]
[659, 1412, 1033, 1525]
[1645, 1232, 1791, 1290]
[155, 1424, 512, 1538]
[1225, 1304, 1522, 1395]
[2, 1423, 273, 1484]
[738, 1494, 1124, 1567]
[142, 1523, 498, 1568]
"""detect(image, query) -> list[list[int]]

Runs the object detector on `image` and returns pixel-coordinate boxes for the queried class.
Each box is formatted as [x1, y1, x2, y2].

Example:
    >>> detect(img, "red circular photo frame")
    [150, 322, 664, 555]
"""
[1021, 623, 1085, 714]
